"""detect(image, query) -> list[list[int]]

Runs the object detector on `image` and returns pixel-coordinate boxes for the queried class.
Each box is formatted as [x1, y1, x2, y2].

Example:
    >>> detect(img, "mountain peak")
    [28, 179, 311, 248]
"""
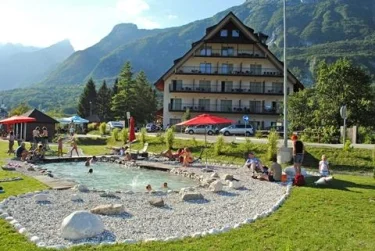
[112, 23, 139, 33]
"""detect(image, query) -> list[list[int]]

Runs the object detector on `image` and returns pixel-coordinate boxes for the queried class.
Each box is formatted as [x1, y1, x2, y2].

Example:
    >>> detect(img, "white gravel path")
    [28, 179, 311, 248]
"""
[1, 160, 291, 248]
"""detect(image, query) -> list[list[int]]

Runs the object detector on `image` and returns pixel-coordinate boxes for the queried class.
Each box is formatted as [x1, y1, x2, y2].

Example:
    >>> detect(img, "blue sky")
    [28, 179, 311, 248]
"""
[0, 0, 244, 50]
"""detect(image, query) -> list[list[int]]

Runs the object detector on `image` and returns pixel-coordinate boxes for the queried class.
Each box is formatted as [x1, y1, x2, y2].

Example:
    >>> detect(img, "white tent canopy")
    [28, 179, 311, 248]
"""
[57, 115, 89, 124]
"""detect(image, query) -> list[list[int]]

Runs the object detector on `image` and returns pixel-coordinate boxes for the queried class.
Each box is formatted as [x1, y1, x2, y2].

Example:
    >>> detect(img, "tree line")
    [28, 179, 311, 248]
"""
[77, 61, 158, 125]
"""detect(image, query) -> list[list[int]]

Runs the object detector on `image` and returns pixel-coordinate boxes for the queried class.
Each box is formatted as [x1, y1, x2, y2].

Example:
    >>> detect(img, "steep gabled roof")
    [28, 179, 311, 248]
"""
[22, 108, 59, 123]
[154, 11, 304, 91]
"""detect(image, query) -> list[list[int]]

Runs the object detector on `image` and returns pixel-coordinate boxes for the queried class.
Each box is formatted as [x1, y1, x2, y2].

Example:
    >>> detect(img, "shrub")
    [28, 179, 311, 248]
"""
[191, 137, 198, 147]
[99, 122, 107, 135]
[87, 123, 98, 132]
[120, 128, 128, 144]
[156, 132, 165, 144]
[267, 129, 279, 161]
[139, 128, 147, 145]
[241, 138, 255, 154]
[165, 128, 175, 150]
[111, 128, 120, 141]
[214, 135, 225, 156]
[358, 126, 375, 144]
[343, 139, 353, 152]
[255, 131, 263, 139]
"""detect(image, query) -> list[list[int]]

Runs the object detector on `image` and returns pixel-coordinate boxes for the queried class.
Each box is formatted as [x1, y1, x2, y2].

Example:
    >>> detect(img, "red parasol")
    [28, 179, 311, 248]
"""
[0, 116, 36, 125]
[177, 114, 233, 126]
[129, 116, 136, 142]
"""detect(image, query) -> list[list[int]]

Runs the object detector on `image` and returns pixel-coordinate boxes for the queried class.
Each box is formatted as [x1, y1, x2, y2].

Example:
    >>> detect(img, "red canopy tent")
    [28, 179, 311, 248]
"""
[0, 116, 36, 141]
[177, 114, 233, 168]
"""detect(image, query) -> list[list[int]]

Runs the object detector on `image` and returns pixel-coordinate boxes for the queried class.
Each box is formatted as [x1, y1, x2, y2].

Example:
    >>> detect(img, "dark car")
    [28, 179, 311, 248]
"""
[258, 126, 284, 137]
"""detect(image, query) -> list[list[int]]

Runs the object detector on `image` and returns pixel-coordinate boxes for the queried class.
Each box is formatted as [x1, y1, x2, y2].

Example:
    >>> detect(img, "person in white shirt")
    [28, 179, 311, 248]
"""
[244, 151, 264, 178]
[319, 155, 330, 177]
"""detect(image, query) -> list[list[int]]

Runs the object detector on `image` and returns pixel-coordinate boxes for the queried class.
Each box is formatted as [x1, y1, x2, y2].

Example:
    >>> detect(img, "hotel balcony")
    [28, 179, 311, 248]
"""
[175, 66, 282, 77]
[168, 103, 281, 115]
[169, 84, 283, 95]
[194, 49, 266, 58]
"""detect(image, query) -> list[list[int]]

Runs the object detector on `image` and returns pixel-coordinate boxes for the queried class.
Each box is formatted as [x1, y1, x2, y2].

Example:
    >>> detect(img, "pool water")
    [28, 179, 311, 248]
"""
[42, 162, 197, 192]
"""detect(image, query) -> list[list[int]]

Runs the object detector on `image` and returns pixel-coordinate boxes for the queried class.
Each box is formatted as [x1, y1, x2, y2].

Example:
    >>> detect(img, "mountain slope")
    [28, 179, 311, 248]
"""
[0, 43, 40, 61]
[44, 0, 375, 86]
[0, 40, 74, 90]
[44, 24, 166, 84]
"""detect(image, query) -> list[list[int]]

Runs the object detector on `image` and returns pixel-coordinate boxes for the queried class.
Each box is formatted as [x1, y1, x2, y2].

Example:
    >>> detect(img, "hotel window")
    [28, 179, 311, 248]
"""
[171, 98, 182, 110]
[221, 81, 233, 92]
[249, 82, 262, 93]
[232, 30, 240, 37]
[199, 63, 212, 73]
[272, 82, 283, 93]
[198, 99, 210, 111]
[249, 101, 262, 113]
[220, 100, 232, 112]
[222, 47, 234, 56]
[199, 80, 211, 91]
[200, 46, 212, 56]
[220, 29, 228, 37]
[221, 63, 233, 74]
[250, 64, 262, 75]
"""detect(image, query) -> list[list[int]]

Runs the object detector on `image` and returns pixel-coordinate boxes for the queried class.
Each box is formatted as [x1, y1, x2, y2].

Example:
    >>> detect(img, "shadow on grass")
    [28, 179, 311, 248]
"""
[304, 176, 375, 192]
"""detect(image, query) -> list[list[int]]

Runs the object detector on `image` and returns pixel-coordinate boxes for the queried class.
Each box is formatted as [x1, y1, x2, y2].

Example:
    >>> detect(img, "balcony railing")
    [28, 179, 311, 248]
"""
[169, 84, 283, 95]
[195, 49, 266, 58]
[168, 103, 281, 115]
[176, 66, 282, 77]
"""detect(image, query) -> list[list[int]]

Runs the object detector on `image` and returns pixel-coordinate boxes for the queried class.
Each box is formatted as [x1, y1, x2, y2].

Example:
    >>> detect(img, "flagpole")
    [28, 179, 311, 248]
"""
[283, 0, 288, 148]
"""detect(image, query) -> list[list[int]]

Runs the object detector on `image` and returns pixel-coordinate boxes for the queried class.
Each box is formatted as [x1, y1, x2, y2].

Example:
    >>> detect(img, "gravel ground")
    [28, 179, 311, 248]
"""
[1, 159, 289, 247]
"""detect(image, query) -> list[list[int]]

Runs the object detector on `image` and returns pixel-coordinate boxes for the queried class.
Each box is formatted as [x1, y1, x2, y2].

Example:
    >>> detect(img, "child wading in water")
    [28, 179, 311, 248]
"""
[57, 137, 63, 157]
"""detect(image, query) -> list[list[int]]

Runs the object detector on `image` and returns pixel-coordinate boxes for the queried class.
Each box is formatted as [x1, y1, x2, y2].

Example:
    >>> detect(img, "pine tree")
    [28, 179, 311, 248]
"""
[111, 62, 136, 120]
[77, 78, 97, 118]
[96, 80, 112, 121]
[133, 71, 158, 123]
[112, 78, 119, 95]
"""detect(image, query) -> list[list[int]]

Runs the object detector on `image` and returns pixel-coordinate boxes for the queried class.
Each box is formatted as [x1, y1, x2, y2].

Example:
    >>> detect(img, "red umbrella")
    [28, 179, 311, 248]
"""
[177, 114, 233, 126]
[129, 116, 136, 142]
[0, 116, 36, 124]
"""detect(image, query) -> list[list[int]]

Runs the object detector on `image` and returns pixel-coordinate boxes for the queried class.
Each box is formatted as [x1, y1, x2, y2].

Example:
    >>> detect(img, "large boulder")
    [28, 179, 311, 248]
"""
[210, 172, 220, 178]
[228, 181, 243, 190]
[90, 204, 125, 215]
[34, 194, 49, 203]
[209, 180, 223, 192]
[149, 198, 165, 207]
[181, 192, 204, 201]
[61, 211, 104, 240]
[221, 174, 234, 181]
[72, 184, 89, 193]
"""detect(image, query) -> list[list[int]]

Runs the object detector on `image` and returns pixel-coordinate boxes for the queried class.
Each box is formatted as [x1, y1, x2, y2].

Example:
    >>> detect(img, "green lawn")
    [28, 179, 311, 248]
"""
[0, 139, 374, 251]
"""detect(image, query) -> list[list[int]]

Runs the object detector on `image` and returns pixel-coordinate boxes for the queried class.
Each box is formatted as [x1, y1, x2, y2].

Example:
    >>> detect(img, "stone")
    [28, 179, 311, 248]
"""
[181, 192, 204, 201]
[164, 236, 179, 241]
[10, 219, 18, 225]
[149, 198, 165, 207]
[71, 194, 82, 202]
[201, 168, 214, 173]
[179, 187, 194, 195]
[5, 216, 14, 221]
[222, 174, 234, 181]
[123, 239, 137, 244]
[90, 204, 125, 215]
[210, 172, 220, 178]
[99, 192, 119, 198]
[233, 223, 242, 229]
[18, 228, 27, 234]
[191, 232, 201, 238]
[73, 184, 89, 193]
[61, 210, 104, 240]
[27, 166, 35, 171]
[124, 190, 134, 195]
[0, 213, 9, 219]
[37, 242, 46, 247]
[34, 194, 49, 203]
[46, 244, 66, 250]
[220, 226, 231, 233]
[14, 223, 22, 230]
[30, 236, 40, 243]
[229, 181, 242, 190]
[204, 178, 217, 185]
[208, 228, 220, 235]
[144, 238, 158, 242]
[209, 180, 223, 192]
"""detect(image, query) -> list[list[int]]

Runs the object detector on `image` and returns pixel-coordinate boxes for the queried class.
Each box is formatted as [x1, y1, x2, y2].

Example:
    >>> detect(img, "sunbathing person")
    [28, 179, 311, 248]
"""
[181, 147, 194, 167]
[123, 152, 132, 161]
[15, 142, 29, 161]
[160, 148, 183, 160]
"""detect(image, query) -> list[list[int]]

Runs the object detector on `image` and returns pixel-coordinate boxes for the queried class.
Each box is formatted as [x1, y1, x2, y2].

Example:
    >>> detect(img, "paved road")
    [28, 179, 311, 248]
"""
[146, 132, 375, 149]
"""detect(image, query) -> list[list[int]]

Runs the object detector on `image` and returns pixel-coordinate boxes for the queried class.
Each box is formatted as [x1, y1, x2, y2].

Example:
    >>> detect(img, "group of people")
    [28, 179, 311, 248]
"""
[146, 182, 169, 192]
[15, 142, 45, 162]
[85, 156, 98, 174]
[161, 147, 194, 167]
[32, 126, 49, 150]
[244, 135, 330, 181]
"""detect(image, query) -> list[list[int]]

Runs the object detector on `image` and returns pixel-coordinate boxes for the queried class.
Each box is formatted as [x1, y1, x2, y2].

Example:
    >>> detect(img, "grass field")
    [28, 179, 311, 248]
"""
[0, 138, 374, 251]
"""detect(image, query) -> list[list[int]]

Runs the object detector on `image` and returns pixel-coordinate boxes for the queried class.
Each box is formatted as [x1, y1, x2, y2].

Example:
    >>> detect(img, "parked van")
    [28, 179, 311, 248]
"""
[219, 124, 254, 136]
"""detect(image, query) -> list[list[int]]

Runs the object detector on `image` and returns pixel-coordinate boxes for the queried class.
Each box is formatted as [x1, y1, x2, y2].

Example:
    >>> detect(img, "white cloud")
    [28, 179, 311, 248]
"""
[116, 0, 150, 17]
[167, 14, 178, 20]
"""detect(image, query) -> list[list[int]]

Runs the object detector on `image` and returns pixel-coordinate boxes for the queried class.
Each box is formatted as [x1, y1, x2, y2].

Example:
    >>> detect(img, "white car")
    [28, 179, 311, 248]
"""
[106, 121, 124, 132]
[146, 123, 161, 132]
[184, 125, 219, 135]
[219, 124, 254, 136]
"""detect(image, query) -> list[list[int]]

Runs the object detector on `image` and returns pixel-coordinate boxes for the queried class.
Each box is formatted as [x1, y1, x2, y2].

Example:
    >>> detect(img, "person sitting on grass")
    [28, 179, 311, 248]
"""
[181, 147, 194, 167]
[160, 148, 184, 160]
[33, 144, 45, 160]
[15, 142, 29, 161]
[319, 154, 330, 177]
[267, 155, 282, 182]
[244, 151, 264, 179]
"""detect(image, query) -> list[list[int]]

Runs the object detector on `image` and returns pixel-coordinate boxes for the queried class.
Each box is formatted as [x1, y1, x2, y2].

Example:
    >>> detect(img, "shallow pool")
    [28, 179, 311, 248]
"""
[41, 162, 197, 192]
